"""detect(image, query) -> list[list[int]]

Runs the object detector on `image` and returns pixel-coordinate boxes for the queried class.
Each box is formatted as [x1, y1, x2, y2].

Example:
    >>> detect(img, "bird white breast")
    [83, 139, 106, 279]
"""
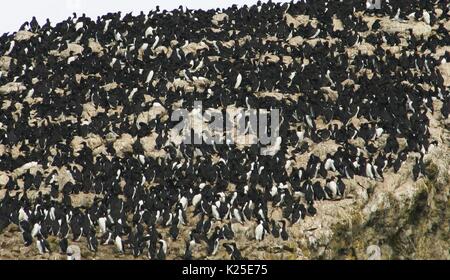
[246, 170, 252, 180]
[115, 236, 123, 252]
[296, 130, 305, 142]
[26, 88, 34, 99]
[140, 43, 149, 52]
[326, 70, 336, 87]
[324, 158, 336, 171]
[234, 73, 242, 89]
[298, 169, 303, 180]
[75, 21, 83, 31]
[306, 115, 314, 128]
[192, 193, 202, 207]
[178, 209, 186, 225]
[255, 224, 264, 241]
[233, 209, 242, 223]
[180, 197, 188, 210]
[5, 41, 15, 56]
[218, 192, 226, 203]
[194, 60, 204, 72]
[284, 160, 292, 170]
[171, 162, 178, 169]
[258, 209, 265, 220]
[67, 56, 77, 65]
[160, 240, 167, 254]
[155, 210, 161, 222]
[114, 32, 122, 41]
[31, 223, 41, 238]
[375, 127, 383, 138]
[214, 200, 221, 208]
[145, 26, 154, 37]
[151, 36, 160, 49]
[327, 181, 338, 197]
[138, 154, 145, 164]
[212, 239, 219, 255]
[81, 119, 91, 126]
[176, 162, 183, 169]
[258, 166, 264, 174]
[366, 163, 374, 179]
[270, 185, 278, 197]
[145, 70, 154, 84]
[310, 28, 321, 39]
[109, 57, 117, 67]
[36, 241, 44, 254]
[103, 19, 111, 33]
[50, 207, 55, 220]
[98, 217, 107, 233]
[422, 10, 430, 25]
[212, 205, 220, 220]
[230, 192, 238, 205]
[18, 208, 28, 222]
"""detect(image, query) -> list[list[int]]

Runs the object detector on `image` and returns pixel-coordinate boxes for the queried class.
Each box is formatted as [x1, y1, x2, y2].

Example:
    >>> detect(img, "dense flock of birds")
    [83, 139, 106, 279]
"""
[0, 0, 449, 259]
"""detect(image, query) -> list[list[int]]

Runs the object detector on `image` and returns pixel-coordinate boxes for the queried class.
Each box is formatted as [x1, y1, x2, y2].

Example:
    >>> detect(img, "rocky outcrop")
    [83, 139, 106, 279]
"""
[14, 30, 35, 41]
[0, 82, 26, 95]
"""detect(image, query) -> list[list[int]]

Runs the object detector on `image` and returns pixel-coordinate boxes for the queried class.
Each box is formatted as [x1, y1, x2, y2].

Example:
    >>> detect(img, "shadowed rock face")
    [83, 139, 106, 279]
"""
[0, 1, 449, 260]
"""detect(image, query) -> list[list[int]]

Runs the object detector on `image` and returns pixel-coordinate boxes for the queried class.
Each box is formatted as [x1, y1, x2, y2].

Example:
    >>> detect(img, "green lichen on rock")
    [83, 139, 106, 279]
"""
[325, 156, 449, 260]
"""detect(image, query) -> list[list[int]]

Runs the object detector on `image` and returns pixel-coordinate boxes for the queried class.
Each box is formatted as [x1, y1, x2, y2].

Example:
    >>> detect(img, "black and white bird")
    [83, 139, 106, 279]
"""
[36, 234, 51, 254]
[255, 220, 267, 241]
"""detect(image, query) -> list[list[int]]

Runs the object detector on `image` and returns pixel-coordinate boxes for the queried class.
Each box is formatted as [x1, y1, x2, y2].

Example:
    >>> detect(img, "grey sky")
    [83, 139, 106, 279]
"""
[0, 0, 287, 34]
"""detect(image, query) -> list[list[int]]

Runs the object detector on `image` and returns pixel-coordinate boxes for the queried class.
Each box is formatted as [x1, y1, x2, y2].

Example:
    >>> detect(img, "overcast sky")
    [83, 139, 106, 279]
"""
[0, 0, 288, 34]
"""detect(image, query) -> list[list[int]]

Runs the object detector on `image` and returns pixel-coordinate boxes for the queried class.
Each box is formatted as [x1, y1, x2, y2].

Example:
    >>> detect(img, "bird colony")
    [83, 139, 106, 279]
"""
[0, 0, 449, 260]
